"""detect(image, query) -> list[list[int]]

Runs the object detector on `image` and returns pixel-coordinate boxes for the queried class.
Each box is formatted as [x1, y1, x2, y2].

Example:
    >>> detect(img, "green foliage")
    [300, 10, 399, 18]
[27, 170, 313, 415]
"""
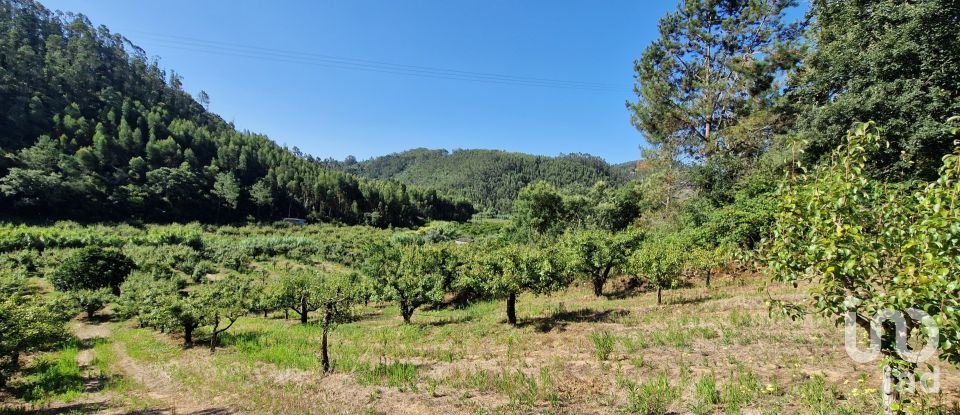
[561, 228, 643, 296]
[461, 244, 572, 325]
[192, 273, 254, 351]
[10, 342, 84, 403]
[341, 148, 628, 213]
[510, 181, 566, 238]
[629, 232, 688, 305]
[788, 0, 960, 180]
[50, 246, 134, 295]
[0, 2, 472, 226]
[0, 273, 73, 386]
[765, 122, 960, 407]
[272, 266, 358, 325]
[691, 372, 719, 414]
[629, 0, 800, 163]
[363, 241, 458, 323]
[508, 180, 641, 241]
[71, 288, 113, 319]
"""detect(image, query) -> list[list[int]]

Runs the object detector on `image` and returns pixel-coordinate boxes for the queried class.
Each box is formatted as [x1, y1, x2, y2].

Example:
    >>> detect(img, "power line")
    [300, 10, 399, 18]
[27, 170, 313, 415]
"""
[126, 30, 623, 92]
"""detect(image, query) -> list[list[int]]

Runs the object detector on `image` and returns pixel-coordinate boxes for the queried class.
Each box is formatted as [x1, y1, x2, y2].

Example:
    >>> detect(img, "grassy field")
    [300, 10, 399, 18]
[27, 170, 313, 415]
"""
[5, 272, 958, 414]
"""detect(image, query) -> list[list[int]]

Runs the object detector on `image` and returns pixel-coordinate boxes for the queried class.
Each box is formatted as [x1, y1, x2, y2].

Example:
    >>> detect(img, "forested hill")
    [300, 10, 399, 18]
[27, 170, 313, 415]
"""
[0, 0, 474, 226]
[334, 148, 632, 213]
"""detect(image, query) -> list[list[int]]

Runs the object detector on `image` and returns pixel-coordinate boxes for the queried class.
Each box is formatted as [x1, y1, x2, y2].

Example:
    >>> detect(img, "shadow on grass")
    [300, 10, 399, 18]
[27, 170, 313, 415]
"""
[124, 409, 234, 415]
[422, 315, 473, 327]
[517, 308, 630, 333]
[663, 293, 724, 306]
[0, 401, 112, 414]
[82, 313, 116, 325]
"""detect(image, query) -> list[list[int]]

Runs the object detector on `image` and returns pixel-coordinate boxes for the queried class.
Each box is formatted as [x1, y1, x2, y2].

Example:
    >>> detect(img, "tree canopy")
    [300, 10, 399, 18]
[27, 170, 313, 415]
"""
[0, 0, 473, 226]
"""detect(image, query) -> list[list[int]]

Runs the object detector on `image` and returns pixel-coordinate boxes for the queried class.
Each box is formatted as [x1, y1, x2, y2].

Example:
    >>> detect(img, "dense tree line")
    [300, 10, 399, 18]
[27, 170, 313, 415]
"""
[626, 0, 960, 412]
[330, 148, 632, 213]
[0, 0, 473, 226]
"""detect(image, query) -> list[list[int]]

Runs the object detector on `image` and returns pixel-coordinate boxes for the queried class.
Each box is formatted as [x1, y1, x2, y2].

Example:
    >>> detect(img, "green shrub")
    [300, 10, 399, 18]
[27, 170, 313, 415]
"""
[50, 246, 135, 295]
[71, 288, 114, 319]
[0, 273, 73, 386]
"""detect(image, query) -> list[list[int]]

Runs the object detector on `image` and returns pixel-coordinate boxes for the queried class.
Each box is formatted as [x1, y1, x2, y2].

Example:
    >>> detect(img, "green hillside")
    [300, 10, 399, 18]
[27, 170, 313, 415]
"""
[0, 1, 473, 226]
[342, 148, 633, 213]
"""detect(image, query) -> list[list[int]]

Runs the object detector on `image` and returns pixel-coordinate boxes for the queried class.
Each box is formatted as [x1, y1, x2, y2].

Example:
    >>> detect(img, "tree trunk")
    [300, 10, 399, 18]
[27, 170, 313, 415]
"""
[656, 287, 662, 305]
[882, 365, 900, 415]
[209, 328, 218, 352]
[592, 276, 604, 297]
[184, 323, 194, 346]
[400, 301, 413, 324]
[284, 309, 289, 320]
[321, 308, 332, 373]
[506, 293, 517, 326]
[86, 308, 96, 319]
[706, 269, 712, 288]
[300, 298, 309, 324]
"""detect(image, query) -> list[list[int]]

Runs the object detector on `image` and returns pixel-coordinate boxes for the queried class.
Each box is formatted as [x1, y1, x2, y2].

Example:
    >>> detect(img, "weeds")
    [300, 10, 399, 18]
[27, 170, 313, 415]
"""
[591, 330, 615, 361]
[11, 343, 84, 403]
[623, 372, 679, 415]
[353, 361, 419, 391]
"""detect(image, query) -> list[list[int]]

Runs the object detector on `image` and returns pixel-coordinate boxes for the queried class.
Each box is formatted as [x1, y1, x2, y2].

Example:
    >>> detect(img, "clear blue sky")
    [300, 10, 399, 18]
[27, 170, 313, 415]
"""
[41, 1, 689, 163]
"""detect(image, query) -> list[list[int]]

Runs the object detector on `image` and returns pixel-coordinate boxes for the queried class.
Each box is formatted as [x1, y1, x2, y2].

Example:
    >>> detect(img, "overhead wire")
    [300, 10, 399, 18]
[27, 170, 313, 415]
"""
[125, 31, 622, 92]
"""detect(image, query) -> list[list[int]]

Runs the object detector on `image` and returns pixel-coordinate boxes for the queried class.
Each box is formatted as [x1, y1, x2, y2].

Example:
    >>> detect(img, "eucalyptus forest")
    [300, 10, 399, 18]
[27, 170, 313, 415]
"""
[1, 0, 959, 414]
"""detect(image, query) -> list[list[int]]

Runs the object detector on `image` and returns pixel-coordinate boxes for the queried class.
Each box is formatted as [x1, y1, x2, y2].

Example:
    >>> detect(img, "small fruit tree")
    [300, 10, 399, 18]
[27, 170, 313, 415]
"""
[765, 122, 960, 412]
[628, 232, 687, 305]
[464, 244, 571, 326]
[312, 271, 358, 373]
[51, 246, 135, 295]
[0, 272, 73, 386]
[193, 274, 253, 352]
[561, 229, 644, 297]
[363, 241, 458, 323]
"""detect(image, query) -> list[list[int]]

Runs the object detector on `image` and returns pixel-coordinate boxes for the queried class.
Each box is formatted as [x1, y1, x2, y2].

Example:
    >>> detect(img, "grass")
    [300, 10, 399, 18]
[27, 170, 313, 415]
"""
[11, 342, 84, 403]
[442, 366, 562, 409]
[113, 325, 180, 362]
[11, 269, 958, 414]
[591, 330, 616, 361]
[622, 372, 680, 415]
[353, 361, 420, 391]
[689, 372, 719, 414]
[719, 366, 761, 414]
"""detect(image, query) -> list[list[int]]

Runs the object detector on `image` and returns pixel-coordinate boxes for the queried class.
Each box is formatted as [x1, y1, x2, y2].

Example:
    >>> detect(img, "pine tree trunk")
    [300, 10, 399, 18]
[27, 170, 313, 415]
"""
[506, 293, 517, 326]
[184, 324, 194, 346]
[656, 287, 662, 305]
[706, 269, 712, 288]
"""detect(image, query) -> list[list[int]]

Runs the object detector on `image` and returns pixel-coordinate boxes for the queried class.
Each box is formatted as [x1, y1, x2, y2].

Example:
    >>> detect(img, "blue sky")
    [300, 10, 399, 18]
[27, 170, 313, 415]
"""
[44, 1, 701, 163]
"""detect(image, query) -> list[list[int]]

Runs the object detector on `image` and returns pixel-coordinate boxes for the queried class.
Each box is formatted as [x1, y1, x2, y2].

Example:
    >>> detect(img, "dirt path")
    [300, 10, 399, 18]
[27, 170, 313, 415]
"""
[69, 319, 233, 414]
